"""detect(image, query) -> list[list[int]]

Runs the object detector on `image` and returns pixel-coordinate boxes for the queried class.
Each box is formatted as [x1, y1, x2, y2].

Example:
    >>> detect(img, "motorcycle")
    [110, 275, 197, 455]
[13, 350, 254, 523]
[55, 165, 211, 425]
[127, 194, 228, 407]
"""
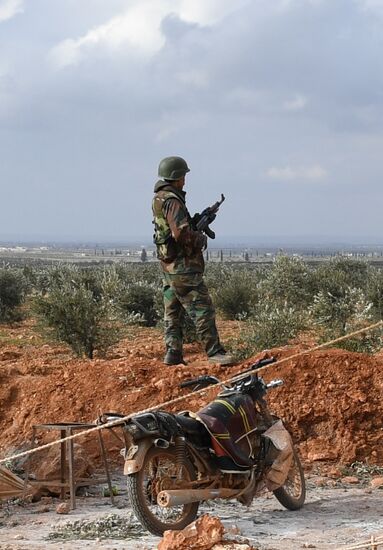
[100, 357, 305, 536]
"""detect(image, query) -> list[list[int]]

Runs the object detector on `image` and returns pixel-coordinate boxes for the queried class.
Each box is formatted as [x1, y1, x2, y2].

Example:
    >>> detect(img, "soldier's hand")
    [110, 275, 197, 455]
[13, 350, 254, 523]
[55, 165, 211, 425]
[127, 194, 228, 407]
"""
[199, 233, 208, 250]
[191, 213, 201, 227]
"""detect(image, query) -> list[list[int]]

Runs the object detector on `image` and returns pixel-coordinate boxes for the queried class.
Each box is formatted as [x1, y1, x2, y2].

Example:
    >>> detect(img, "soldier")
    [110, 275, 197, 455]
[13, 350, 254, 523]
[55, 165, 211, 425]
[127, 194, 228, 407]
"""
[152, 156, 235, 366]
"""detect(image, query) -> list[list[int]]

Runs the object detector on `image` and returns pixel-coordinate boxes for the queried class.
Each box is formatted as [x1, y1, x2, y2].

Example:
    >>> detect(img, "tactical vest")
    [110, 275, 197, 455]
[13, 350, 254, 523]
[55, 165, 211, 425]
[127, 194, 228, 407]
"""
[152, 188, 184, 263]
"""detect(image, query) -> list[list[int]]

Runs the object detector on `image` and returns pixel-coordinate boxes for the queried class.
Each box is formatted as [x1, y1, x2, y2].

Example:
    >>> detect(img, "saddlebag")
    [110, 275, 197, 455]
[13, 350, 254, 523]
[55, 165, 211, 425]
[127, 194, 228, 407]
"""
[262, 419, 294, 490]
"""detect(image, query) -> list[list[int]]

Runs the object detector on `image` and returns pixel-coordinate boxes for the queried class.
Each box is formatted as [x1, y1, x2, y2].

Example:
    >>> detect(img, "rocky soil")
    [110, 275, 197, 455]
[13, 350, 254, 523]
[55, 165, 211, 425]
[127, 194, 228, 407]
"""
[1, 471, 383, 549]
[0, 320, 382, 465]
[0, 319, 383, 549]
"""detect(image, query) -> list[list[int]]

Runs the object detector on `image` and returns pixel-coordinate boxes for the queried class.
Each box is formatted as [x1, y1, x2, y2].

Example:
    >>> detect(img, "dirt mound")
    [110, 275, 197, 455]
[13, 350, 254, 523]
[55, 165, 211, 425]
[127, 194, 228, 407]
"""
[0, 321, 382, 465]
[264, 347, 383, 463]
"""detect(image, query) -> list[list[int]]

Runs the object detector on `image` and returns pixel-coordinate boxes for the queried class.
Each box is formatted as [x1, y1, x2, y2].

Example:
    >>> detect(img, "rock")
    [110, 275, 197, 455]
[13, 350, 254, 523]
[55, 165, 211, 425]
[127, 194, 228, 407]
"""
[36, 505, 50, 513]
[342, 476, 359, 484]
[56, 502, 70, 514]
[307, 450, 338, 462]
[13, 534, 24, 540]
[370, 476, 383, 489]
[305, 439, 339, 462]
[154, 379, 166, 390]
[328, 467, 342, 479]
[158, 514, 224, 550]
[313, 477, 327, 487]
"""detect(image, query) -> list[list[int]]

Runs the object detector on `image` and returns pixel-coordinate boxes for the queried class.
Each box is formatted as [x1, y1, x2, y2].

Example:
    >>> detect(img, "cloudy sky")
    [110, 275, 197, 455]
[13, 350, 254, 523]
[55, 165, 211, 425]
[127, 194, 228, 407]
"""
[1, 0, 383, 243]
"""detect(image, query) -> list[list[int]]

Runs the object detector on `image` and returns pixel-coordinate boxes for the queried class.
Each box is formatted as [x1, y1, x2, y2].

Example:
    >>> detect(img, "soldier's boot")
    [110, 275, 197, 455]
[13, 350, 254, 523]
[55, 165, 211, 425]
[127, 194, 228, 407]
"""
[208, 351, 236, 366]
[163, 349, 187, 366]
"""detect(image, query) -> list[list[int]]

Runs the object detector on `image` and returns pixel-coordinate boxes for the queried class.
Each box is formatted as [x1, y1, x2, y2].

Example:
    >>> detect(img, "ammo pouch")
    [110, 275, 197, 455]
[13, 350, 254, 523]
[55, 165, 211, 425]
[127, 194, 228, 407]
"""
[154, 240, 178, 263]
[152, 222, 178, 263]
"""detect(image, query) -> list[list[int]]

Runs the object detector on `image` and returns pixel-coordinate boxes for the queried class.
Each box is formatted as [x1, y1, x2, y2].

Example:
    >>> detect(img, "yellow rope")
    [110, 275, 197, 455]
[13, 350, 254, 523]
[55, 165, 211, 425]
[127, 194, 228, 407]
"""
[0, 319, 382, 466]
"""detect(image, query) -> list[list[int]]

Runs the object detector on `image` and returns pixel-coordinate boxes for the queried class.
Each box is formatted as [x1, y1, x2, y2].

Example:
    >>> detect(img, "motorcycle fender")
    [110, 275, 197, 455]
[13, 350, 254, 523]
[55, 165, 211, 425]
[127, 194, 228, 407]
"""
[124, 439, 153, 475]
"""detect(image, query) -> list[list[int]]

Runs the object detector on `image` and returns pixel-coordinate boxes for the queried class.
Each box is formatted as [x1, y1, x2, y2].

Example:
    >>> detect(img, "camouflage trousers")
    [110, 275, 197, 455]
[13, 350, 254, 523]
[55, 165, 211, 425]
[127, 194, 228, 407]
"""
[162, 272, 223, 357]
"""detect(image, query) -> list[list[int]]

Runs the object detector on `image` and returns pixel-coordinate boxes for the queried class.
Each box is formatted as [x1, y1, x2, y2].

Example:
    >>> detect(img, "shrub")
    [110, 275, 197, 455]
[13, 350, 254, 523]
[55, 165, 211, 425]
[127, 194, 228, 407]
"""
[211, 268, 259, 320]
[313, 257, 370, 295]
[115, 263, 162, 287]
[0, 269, 26, 322]
[310, 286, 381, 353]
[258, 255, 314, 309]
[310, 287, 372, 337]
[228, 303, 306, 359]
[336, 332, 383, 354]
[118, 284, 159, 327]
[366, 267, 383, 320]
[204, 264, 233, 294]
[34, 266, 121, 358]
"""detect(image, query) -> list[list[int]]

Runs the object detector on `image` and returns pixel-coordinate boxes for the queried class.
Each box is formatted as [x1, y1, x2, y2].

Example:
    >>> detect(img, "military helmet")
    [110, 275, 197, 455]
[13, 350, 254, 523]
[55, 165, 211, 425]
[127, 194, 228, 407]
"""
[158, 156, 190, 181]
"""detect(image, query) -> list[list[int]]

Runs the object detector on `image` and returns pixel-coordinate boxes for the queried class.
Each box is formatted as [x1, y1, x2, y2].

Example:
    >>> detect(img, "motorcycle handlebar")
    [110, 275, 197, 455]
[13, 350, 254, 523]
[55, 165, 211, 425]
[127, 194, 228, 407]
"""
[250, 357, 276, 370]
[180, 375, 219, 389]
[96, 412, 128, 426]
[179, 358, 276, 391]
[266, 379, 283, 389]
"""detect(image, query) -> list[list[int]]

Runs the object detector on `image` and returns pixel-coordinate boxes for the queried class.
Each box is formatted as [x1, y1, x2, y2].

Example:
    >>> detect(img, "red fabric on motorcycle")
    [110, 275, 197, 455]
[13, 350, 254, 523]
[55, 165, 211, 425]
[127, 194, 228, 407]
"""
[197, 392, 258, 468]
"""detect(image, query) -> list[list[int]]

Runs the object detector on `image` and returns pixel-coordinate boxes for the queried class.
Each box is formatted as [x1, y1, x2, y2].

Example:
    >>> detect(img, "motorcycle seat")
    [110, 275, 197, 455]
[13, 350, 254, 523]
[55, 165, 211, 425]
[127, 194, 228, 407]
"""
[175, 414, 208, 437]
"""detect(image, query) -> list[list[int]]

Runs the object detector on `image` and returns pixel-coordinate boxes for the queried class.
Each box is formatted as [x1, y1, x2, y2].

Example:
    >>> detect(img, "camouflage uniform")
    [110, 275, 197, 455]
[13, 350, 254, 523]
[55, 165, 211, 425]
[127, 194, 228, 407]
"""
[152, 180, 224, 357]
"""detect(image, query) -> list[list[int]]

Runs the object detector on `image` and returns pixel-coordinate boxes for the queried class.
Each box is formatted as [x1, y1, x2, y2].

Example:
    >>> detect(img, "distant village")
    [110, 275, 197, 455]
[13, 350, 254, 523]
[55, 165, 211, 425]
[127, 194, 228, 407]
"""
[1, 242, 383, 266]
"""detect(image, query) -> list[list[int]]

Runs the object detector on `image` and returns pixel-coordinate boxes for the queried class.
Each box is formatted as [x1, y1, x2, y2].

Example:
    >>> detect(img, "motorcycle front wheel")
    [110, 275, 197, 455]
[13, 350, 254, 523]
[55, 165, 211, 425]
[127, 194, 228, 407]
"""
[126, 446, 199, 536]
[273, 447, 306, 510]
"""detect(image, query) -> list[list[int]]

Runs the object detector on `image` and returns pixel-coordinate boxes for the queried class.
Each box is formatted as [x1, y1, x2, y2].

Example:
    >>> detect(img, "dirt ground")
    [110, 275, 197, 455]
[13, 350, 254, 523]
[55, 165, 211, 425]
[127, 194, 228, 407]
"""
[0, 472, 383, 549]
[0, 319, 383, 548]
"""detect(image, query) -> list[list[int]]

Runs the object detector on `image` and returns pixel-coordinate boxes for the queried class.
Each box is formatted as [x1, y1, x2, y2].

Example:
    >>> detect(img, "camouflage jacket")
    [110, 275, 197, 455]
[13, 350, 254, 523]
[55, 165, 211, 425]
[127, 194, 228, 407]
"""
[152, 180, 205, 275]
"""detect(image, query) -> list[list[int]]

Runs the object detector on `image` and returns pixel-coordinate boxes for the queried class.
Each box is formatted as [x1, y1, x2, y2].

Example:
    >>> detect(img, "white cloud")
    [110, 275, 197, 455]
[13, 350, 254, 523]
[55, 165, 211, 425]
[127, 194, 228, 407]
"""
[50, 3, 168, 68]
[178, 0, 250, 25]
[176, 69, 209, 89]
[0, 0, 23, 22]
[49, 0, 251, 68]
[266, 164, 327, 181]
[283, 94, 308, 111]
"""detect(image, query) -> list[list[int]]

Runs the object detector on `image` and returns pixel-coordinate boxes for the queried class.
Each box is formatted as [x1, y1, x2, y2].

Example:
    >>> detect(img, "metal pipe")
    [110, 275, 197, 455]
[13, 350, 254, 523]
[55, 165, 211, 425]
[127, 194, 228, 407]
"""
[157, 487, 240, 507]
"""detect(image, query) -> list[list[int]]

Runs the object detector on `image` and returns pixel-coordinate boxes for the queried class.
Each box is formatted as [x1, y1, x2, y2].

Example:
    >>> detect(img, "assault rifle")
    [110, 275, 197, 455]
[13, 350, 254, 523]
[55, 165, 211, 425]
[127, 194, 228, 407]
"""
[193, 194, 225, 239]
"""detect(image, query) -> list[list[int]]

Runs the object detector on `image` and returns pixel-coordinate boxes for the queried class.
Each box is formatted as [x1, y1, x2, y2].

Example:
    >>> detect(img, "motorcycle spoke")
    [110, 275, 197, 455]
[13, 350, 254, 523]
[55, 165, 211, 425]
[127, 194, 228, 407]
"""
[142, 455, 190, 524]
[284, 456, 303, 498]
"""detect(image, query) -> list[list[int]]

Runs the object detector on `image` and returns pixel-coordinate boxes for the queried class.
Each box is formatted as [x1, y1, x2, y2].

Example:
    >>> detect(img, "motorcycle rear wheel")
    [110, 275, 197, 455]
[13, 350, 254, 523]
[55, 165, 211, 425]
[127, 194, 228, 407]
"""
[127, 446, 199, 536]
[273, 447, 305, 510]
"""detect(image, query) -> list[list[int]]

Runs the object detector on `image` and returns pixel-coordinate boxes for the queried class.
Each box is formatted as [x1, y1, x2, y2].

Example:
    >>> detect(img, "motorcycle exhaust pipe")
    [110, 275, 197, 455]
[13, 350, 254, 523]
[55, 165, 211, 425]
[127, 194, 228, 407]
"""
[157, 487, 240, 507]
